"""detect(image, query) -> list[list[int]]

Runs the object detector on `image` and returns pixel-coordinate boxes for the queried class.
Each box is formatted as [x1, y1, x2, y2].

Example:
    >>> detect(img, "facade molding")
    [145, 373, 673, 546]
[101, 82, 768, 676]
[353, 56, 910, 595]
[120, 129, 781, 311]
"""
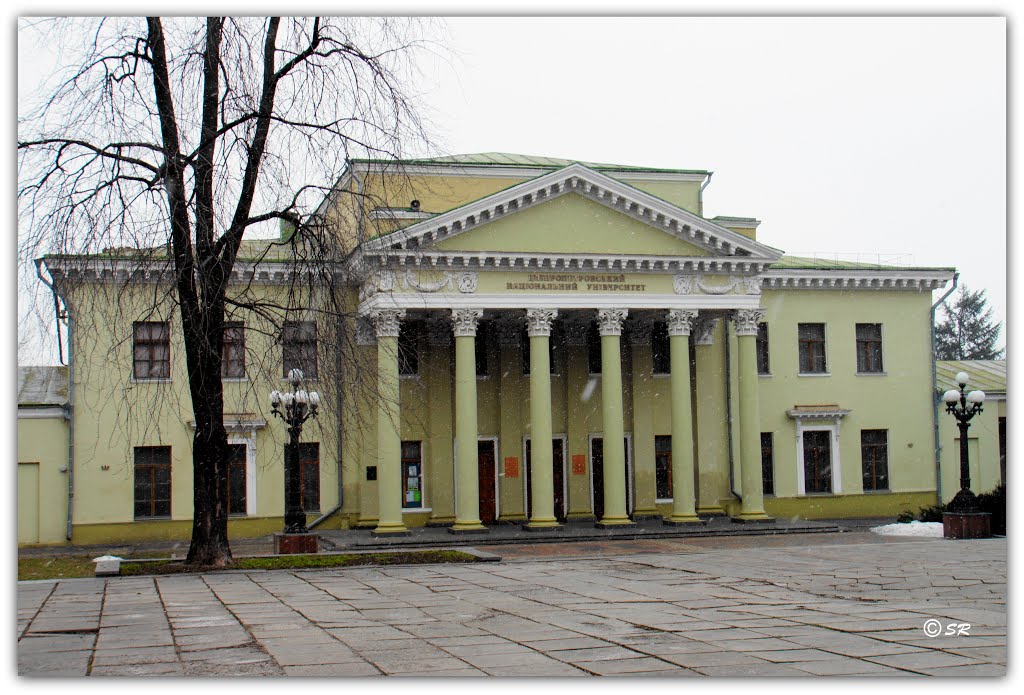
[674, 273, 762, 296]
[18, 407, 66, 420]
[762, 269, 954, 291]
[526, 309, 558, 337]
[667, 309, 699, 337]
[358, 291, 764, 314]
[351, 159, 710, 183]
[369, 308, 405, 338]
[597, 309, 629, 336]
[451, 309, 484, 337]
[733, 309, 766, 336]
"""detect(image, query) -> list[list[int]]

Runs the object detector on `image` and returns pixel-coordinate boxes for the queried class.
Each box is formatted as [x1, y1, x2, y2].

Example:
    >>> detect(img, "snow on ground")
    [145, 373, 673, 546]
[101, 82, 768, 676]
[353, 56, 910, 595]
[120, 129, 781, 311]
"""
[871, 521, 944, 537]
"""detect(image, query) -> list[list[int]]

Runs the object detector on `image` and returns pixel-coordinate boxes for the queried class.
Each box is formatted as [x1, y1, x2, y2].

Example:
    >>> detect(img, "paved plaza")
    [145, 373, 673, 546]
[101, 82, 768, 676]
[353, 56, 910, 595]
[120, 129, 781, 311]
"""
[18, 533, 1006, 677]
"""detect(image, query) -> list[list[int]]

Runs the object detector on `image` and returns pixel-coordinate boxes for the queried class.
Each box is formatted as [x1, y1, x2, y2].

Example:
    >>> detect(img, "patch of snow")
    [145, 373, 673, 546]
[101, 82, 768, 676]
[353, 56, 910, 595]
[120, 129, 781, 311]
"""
[92, 555, 125, 562]
[871, 521, 943, 537]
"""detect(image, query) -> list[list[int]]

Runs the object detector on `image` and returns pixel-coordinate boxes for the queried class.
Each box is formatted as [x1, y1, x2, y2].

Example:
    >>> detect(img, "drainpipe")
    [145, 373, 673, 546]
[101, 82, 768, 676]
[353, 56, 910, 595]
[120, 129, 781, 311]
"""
[35, 259, 75, 542]
[699, 172, 714, 217]
[931, 271, 959, 505]
[309, 162, 356, 531]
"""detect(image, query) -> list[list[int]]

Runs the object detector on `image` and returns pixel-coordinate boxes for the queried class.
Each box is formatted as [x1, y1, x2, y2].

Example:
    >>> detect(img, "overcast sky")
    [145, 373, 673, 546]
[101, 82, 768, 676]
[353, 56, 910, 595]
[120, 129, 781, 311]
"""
[15, 13, 1007, 364]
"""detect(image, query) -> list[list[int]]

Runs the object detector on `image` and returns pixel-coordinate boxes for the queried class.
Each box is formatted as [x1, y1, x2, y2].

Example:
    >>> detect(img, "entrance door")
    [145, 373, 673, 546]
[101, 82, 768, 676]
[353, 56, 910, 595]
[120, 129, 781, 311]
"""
[525, 438, 566, 522]
[478, 440, 497, 524]
[591, 436, 632, 520]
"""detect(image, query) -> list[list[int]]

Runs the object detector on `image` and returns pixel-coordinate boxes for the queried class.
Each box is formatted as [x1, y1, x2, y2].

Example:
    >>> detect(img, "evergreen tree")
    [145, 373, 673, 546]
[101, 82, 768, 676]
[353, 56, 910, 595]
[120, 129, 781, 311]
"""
[935, 285, 1004, 360]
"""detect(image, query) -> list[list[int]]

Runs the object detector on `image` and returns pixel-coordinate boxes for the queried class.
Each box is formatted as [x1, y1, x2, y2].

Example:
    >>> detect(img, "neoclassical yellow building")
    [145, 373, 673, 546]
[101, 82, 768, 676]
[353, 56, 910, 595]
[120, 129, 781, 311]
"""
[20, 153, 1003, 545]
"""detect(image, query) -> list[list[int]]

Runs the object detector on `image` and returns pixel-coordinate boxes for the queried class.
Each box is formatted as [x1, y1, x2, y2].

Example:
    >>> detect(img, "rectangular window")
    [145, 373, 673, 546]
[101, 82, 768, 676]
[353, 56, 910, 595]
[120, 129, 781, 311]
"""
[756, 323, 770, 375]
[856, 323, 883, 373]
[293, 443, 320, 513]
[798, 323, 827, 374]
[227, 443, 248, 515]
[133, 321, 170, 379]
[134, 446, 171, 518]
[475, 321, 490, 377]
[655, 435, 672, 499]
[521, 327, 557, 375]
[652, 322, 670, 375]
[398, 321, 419, 376]
[401, 441, 423, 509]
[802, 430, 832, 493]
[283, 321, 317, 378]
[860, 429, 889, 491]
[587, 321, 602, 374]
[222, 322, 245, 378]
[761, 432, 775, 496]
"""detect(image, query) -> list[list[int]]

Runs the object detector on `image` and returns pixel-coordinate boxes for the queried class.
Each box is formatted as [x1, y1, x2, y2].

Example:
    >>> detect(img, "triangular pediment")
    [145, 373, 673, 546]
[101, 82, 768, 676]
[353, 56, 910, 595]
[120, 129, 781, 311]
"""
[359, 163, 784, 261]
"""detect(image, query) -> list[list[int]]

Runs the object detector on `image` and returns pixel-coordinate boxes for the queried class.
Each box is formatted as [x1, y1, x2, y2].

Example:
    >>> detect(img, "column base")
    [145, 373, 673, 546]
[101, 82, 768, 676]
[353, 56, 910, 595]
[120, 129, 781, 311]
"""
[596, 518, 636, 528]
[631, 512, 662, 521]
[697, 505, 728, 517]
[731, 513, 774, 524]
[525, 520, 563, 532]
[448, 523, 490, 535]
[371, 523, 410, 537]
[664, 515, 704, 526]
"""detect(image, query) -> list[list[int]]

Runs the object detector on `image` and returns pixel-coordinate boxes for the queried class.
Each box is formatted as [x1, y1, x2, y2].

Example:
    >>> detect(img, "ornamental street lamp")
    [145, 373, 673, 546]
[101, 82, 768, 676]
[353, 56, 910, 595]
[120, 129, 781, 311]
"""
[941, 370, 991, 538]
[270, 369, 320, 535]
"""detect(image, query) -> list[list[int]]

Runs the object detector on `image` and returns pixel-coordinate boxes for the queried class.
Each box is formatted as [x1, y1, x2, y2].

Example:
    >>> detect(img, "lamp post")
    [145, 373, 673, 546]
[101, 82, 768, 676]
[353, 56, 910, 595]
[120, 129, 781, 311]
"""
[940, 370, 991, 539]
[270, 369, 321, 552]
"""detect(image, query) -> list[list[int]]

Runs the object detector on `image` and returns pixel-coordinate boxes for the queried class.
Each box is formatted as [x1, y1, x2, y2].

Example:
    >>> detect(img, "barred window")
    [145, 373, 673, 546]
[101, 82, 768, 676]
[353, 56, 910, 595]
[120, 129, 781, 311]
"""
[655, 435, 672, 499]
[798, 323, 827, 374]
[285, 442, 320, 512]
[856, 324, 884, 373]
[222, 323, 245, 378]
[133, 321, 170, 379]
[802, 430, 832, 493]
[861, 429, 889, 491]
[398, 321, 419, 376]
[283, 321, 317, 378]
[756, 323, 770, 375]
[761, 432, 775, 496]
[227, 443, 248, 515]
[134, 446, 171, 518]
[652, 322, 670, 375]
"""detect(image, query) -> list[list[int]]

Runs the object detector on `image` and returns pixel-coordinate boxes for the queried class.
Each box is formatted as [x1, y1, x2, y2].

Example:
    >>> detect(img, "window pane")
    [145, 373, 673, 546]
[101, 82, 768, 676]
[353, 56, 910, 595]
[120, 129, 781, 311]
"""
[756, 323, 770, 375]
[401, 441, 423, 509]
[856, 323, 883, 373]
[283, 321, 317, 378]
[134, 446, 171, 518]
[803, 431, 832, 493]
[655, 435, 672, 498]
[222, 324, 245, 378]
[761, 432, 775, 496]
[798, 323, 826, 373]
[861, 429, 889, 491]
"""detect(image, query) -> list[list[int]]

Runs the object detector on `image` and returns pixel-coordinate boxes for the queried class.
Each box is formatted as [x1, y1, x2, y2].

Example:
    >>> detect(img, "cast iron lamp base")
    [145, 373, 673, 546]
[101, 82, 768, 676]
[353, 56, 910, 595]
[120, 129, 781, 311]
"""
[273, 532, 319, 555]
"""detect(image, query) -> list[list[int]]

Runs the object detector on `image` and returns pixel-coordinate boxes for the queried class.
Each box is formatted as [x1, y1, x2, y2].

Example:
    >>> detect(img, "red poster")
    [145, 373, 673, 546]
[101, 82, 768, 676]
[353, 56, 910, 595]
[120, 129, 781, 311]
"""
[504, 456, 519, 478]
[572, 454, 586, 475]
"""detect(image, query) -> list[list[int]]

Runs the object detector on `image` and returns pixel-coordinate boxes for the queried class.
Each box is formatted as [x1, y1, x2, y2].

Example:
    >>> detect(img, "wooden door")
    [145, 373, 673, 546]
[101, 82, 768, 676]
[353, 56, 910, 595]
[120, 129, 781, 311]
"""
[478, 440, 497, 524]
[591, 437, 631, 520]
[525, 439, 567, 522]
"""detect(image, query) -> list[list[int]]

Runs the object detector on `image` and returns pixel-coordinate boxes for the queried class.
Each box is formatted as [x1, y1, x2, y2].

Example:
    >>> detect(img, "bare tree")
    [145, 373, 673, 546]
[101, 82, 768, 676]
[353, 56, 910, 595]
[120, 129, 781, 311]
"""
[19, 16, 438, 566]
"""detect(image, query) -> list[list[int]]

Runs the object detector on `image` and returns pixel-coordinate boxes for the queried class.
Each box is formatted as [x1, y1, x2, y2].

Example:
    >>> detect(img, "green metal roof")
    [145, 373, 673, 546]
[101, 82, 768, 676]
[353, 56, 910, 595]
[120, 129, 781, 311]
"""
[352, 152, 710, 175]
[936, 360, 1006, 394]
[773, 255, 956, 272]
[18, 366, 69, 407]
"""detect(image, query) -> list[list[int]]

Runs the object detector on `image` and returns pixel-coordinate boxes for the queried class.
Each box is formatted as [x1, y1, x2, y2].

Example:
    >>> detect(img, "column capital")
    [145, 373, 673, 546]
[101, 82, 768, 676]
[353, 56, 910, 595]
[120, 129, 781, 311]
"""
[626, 317, 654, 346]
[451, 309, 484, 337]
[666, 309, 699, 337]
[355, 316, 376, 346]
[526, 309, 558, 337]
[692, 315, 718, 345]
[369, 308, 405, 338]
[733, 309, 766, 337]
[494, 316, 522, 346]
[597, 308, 629, 336]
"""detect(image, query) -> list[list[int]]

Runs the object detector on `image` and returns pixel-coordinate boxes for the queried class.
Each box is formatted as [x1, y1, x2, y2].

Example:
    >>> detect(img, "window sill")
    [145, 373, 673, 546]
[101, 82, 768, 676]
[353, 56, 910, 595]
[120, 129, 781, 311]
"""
[655, 498, 673, 504]
[222, 377, 249, 383]
[133, 516, 172, 521]
[399, 374, 421, 381]
[653, 373, 670, 379]
[758, 372, 772, 378]
[855, 372, 887, 377]
[280, 377, 319, 383]
[402, 507, 432, 513]
[862, 488, 891, 494]
[800, 491, 837, 497]
[797, 372, 831, 377]
[132, 378, 172, 384]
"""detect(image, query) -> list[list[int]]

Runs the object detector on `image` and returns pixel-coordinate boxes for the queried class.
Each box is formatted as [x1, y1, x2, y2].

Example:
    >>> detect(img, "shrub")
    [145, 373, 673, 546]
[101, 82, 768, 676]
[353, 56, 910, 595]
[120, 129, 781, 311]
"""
[896, 509, 916, 524]
[917, 503, 947, 523]
[976, 484, 1006, 535]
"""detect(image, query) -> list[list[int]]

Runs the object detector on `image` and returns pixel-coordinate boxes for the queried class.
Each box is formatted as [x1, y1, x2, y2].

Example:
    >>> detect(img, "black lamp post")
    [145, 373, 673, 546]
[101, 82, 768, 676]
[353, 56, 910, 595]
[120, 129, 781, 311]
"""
[270, 369, 320, 534]
[941, 370, 991, 539]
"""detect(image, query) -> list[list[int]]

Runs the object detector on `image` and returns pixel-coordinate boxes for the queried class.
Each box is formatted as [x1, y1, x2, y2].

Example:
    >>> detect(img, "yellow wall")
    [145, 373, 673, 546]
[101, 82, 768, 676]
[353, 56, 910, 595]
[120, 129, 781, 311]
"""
[17, 414, 69, 545]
